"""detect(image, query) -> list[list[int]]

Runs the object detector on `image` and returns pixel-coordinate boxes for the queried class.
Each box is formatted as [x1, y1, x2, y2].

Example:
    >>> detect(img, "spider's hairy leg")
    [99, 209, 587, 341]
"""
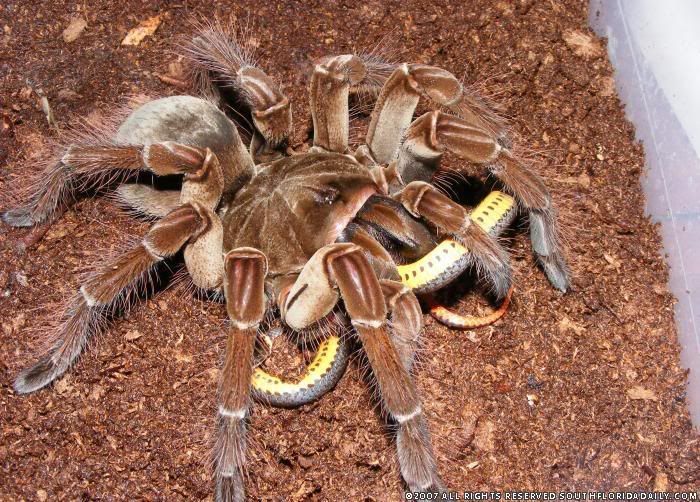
[364, 63, 506, 166]
[2, 140, 213, 229]
[117, 147, 227, 289]
[180, 148, 226, 289]
[397, 110, 569, 291]
[492, 153, 570, 291]
[181, 22, 292, 156]
[115, 185, 182, 219]
[13, 204, 206, 394]
[379, 280, 423, 373]
[396, 181, 512, 299]
[310, 55, 367, 153]
[311, 50, 395, 157]
[280, 243, 442, 492]
[216, 248, 268, 502]
[340, 225, 424, 370]
[327, 245, 443, 492]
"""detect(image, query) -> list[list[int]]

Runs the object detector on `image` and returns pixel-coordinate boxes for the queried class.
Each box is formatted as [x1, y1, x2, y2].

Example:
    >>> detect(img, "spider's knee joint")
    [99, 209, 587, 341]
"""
[218, 405, 247, 420]
[351, 318, 386, 330]
[229, 320, 260, 331]
[393, 405, 422, 424]
[143, 142, 206, 175]
[80, 285, 103, 308]
[141, 239, 166, 261]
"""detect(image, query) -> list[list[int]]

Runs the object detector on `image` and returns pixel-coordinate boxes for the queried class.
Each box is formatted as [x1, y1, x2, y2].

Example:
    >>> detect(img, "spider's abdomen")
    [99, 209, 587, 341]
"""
[116, 96, 254, 190]
[222, 152, 377, 276]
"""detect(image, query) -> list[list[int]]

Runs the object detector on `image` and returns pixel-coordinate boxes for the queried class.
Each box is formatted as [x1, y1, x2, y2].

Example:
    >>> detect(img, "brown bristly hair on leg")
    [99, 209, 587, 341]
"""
[179, 18, 260, 107]
[448, 69, 514, 143]
[2, 96, 151, 228]
[13, 241, 161, 394]
[347, 30, 400, 146]
[491, 148, 571, 291]
[354, 29, 400, 95]
[502, 140, 577, 258]
[461, 222, 513, 300]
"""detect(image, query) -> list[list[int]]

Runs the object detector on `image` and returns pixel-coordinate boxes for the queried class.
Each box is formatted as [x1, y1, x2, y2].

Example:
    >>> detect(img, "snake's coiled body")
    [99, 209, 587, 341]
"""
[252, 190, 516, 407]
[251, 335, 350, 408]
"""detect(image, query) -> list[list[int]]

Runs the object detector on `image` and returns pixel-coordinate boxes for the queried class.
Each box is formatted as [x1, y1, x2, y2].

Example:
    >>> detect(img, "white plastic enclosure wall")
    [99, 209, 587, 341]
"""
[589, 0, 700, 425]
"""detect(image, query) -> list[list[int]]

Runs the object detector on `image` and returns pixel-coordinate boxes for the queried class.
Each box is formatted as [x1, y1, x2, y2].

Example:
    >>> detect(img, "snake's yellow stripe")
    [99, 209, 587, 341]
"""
[396, 191, 515, 288]
[252, 191, 515, 407]
[253, 336, 338, 394]
[252, 335, 348, 407]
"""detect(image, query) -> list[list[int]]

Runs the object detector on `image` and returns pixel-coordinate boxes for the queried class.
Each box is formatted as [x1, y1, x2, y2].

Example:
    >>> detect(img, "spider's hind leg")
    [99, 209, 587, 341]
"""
[14, 203, 210, 394]
[2, 140, 218, 229]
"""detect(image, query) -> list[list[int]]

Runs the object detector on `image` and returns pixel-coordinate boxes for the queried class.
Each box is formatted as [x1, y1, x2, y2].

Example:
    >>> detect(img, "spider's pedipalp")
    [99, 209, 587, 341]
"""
[13, 204, 205, 394]
[354, 194, 437, 260]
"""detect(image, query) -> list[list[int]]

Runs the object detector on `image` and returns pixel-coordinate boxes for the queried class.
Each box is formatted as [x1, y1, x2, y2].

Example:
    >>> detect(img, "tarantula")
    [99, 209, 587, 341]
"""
[5, 24, 569, 500]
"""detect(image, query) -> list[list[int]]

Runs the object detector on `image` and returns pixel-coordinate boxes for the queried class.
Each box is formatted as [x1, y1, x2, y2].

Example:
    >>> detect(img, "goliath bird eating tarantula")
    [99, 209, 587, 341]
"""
[5, 23, 570, 500]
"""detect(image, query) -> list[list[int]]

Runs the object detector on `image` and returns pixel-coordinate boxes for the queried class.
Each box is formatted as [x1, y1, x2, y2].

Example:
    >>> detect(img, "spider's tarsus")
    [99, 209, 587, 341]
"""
[13, 354, 64, 394]
[397, 415, 443, 494]
[540, 253, 570, 292]
[529, 209, 570, 292]
[215, 470, 246, 502]
[214, 416, 248, 502]
[2, 207, 36, 228]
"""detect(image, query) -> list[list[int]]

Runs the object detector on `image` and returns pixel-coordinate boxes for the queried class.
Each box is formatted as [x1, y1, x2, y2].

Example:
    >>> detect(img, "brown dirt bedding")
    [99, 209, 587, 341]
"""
[1, 0, 698, 500]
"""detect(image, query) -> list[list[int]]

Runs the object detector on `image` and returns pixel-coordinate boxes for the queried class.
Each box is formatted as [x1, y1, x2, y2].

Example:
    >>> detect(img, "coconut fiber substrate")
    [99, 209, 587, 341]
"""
[0, 0, 698, 500]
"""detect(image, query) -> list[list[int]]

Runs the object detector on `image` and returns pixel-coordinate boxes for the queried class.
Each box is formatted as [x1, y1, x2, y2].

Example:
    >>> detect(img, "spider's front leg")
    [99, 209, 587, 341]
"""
[397, 111, 570, 291]
[281, 243, 442, 492]
[363, 63, 507, 165]
[309, 55, 368, 153]
[216, 248, 268, 502]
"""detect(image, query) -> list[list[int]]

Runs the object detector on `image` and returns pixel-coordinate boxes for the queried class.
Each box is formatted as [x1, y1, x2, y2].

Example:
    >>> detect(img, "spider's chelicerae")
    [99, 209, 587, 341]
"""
[5, 24, 570, 500]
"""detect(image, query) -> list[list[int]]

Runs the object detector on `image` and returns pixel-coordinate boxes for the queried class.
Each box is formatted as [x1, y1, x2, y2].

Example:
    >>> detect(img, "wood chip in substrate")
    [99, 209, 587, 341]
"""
[627, 385, 658, 402]
[62, 17, 87, 43]
[121, 15, 162, 46]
